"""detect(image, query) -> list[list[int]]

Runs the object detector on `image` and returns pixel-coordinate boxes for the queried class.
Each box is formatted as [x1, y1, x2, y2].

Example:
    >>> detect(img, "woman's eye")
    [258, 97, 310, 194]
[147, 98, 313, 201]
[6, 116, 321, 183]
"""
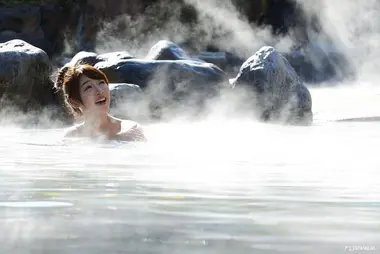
[84, 86, 92, 91]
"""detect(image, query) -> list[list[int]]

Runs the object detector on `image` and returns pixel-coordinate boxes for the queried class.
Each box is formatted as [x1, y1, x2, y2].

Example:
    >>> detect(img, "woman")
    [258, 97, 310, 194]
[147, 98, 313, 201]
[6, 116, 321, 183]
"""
[54, 64, 147, 141]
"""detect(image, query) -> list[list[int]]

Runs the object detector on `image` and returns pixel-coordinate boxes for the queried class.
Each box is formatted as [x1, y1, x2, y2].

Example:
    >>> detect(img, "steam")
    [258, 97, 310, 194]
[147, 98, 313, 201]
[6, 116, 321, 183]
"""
[94, 0, 293, 59]
[182, 0, 291, 57]
[0, 104, 69, 129]
[2, 0, 380, 128]
[92, 0, 297, 123]
[63, 0, 380, 83]
[94, 1, 195, 57]
[296, 0, 380, 82]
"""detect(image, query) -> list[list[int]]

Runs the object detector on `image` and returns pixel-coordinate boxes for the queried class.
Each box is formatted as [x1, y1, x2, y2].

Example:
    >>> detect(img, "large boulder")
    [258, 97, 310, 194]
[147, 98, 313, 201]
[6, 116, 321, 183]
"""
[68, 51, 99, 66]
[98, 51, 134, 62]
[195, 51, 245, 75]
[95, 58, 228, 90]
[109, 83, 143, 106]
[66, 50, 134, 66]
[232, 46, 313, 124]
[145, 40, 192, 61]
[0, 39, 53, 108]
[108, 83, 149, 121]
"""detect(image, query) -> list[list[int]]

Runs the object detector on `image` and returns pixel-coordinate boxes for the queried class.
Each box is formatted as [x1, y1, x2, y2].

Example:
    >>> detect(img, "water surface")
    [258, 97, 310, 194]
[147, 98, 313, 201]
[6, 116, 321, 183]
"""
[0, 86, 379, 254]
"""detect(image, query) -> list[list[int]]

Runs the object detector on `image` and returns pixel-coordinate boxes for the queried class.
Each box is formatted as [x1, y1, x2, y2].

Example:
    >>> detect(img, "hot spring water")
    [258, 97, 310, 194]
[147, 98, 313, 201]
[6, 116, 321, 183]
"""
[0, 85, 379, 254]
[2, 0, 380, 251]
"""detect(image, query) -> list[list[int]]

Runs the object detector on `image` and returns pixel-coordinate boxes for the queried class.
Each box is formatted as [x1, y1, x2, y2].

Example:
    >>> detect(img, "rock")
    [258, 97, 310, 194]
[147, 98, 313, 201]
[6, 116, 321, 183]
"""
[145, 40, 191, 61]
[68, 51, 99, 66]
[195, 51, 245, 74]
[195, 52, 228, 70]
[0, 6, 41, 34]
[40, 2, 84, 55]
[0, 39, 53, 108]
[97, 51, 134, 62]
[108, 83, 149, 120]
[67, 51, 134, 67]
[0, 29, 52, 56]
[109, 83, 143, 104]
[232, 46, 313, 124]
[95, 58, 230, 118]
[0, 2, 86, 57]
[0, 6, 54, 55]
[95, 58, 228, 89]
[291, 83, 313, 123]
[94, 59, 131, 82]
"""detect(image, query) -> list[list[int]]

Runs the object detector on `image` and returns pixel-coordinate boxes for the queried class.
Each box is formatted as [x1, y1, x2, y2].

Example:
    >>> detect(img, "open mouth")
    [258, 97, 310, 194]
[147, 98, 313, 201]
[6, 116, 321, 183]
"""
[95, 98, 107, 105]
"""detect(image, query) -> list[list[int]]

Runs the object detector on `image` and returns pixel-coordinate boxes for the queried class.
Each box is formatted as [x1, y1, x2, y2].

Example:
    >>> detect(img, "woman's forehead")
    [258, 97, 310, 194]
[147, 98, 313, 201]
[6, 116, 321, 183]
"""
[79, 75, 97, 84]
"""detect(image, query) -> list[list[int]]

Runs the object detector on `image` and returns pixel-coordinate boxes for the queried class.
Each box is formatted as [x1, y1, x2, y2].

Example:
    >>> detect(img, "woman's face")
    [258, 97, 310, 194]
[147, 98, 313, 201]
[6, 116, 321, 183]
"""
[77, 75, 110, 116]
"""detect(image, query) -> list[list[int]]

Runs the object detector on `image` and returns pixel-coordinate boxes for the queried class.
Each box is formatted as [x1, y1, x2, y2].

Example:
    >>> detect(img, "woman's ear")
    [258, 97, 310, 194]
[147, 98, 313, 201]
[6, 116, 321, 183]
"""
[68, 98, 81, 109]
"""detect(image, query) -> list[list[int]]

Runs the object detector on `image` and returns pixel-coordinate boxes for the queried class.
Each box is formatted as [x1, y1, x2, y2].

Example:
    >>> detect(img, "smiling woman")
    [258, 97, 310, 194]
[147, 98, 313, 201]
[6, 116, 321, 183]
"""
[54, 64, 147, 142]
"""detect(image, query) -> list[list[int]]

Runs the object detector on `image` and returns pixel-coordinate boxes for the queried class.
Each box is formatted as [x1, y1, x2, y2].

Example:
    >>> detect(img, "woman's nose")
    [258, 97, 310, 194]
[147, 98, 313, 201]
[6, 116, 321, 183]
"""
[94, 85, 104, 94]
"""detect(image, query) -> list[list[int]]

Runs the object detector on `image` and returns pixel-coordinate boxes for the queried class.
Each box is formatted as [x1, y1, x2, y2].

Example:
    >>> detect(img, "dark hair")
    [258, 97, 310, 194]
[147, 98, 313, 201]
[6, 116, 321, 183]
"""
[54, 64, 109, 116]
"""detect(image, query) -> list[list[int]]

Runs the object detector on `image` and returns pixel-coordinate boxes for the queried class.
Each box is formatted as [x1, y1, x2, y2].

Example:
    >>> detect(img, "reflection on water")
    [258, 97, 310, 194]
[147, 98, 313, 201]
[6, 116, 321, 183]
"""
[0, 87, 380, 254]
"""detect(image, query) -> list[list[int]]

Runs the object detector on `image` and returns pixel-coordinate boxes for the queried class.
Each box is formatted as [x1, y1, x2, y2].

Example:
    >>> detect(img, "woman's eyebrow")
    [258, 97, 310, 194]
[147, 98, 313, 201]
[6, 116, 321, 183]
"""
[81, 80, 91, 87]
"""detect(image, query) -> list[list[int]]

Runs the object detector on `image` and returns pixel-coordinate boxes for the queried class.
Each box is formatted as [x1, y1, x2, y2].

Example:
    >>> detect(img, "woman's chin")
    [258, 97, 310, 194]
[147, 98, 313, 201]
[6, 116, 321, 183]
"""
[85, 107, 110, 117]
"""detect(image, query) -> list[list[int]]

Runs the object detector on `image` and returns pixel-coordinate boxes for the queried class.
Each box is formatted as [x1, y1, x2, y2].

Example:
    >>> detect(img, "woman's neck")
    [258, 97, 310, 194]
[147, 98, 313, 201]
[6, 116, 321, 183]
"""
[82, 114, 113, 135]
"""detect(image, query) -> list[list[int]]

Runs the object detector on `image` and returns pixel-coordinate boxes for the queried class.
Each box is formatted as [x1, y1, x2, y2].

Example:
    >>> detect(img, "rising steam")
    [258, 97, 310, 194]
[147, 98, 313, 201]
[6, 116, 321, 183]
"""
[2, 0, 380, 127]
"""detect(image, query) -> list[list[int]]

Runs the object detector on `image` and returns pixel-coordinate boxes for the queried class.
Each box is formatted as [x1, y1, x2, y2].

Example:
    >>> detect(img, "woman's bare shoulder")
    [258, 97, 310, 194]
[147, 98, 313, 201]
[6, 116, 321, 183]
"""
[120, 119, 141, 130]
[63, 123, 84, 138]
[117, 119, 146, 141]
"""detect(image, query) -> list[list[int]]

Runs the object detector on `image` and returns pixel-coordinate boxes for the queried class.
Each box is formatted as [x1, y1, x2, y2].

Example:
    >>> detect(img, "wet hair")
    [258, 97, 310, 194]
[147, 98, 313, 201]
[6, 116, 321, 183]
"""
[54, 64, 109, 116]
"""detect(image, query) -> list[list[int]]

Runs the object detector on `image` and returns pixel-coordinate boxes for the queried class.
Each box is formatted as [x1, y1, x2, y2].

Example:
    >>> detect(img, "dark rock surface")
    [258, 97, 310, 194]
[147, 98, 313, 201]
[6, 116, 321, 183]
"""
[96, 58, 230, 118]
[145, 40, 193, 61]
[108, 83, 149, 120]
[232, 46, 313, 124]
[0, 39, 54, 108]
[66, 51, 134, 66]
